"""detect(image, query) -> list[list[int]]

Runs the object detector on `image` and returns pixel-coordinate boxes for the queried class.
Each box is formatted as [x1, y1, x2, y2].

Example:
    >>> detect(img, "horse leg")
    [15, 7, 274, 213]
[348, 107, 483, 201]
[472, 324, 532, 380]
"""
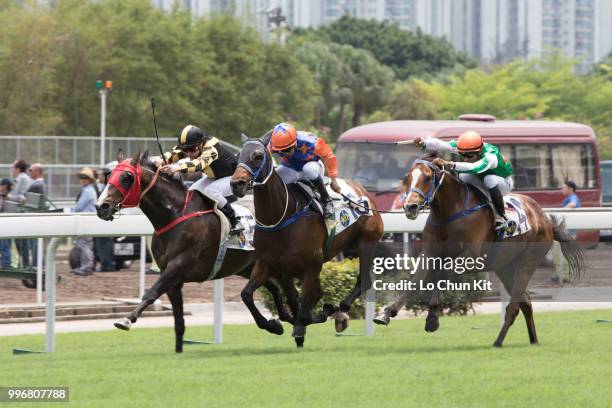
[166, 281, 185, 353]
[425, 288, 441, 333]
[279, 274, 300, 322]
[493, 301, 521, 347]
[114, 266, 179, 331]
[263, 279, 294, 324]
[241, 260, 284, 335]
[519, 294, 538, 344]
[374, 259, 432, 326]
[293, 270, 324, 348]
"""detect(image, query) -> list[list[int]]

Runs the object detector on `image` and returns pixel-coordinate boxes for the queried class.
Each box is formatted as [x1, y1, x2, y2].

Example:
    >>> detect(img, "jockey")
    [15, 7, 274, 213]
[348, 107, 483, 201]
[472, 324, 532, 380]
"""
[268, 123, 341, 220]
[415, 130, 515, 231]
[154, 125, 243, 233]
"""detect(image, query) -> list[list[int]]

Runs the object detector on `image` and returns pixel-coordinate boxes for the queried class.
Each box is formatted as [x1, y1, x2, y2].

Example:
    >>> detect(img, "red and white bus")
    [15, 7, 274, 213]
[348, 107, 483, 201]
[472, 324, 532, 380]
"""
[335, 115, 600, 243]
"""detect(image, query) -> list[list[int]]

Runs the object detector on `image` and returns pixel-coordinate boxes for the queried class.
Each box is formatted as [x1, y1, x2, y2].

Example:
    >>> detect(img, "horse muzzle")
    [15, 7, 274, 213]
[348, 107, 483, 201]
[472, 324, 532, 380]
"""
[230, 179, 249, 198]
[96, 202, 116, 221]
[403, 203, 420, 220]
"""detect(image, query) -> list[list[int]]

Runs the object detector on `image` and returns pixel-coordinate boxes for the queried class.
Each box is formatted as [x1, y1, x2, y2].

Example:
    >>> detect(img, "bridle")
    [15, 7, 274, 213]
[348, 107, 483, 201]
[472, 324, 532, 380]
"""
[107, 160, 161, 210]
[237, 140, 289, 229]
[405, 159, 445, 213]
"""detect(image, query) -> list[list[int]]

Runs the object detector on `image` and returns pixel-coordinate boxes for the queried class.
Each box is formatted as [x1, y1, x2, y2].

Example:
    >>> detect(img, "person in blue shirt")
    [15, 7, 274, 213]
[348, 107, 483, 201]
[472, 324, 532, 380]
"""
[561, 180, 581, 208]
[65, 168, 98, 276]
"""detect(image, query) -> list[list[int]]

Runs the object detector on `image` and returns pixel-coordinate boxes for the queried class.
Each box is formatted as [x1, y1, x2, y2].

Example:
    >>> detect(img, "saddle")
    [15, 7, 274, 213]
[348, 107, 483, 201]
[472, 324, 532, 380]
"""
[295, 177, 335, 217]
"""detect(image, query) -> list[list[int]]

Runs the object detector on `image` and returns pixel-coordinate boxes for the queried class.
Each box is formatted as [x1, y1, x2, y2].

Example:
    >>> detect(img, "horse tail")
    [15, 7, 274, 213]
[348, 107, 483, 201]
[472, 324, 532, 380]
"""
[550, 214, 585, 281]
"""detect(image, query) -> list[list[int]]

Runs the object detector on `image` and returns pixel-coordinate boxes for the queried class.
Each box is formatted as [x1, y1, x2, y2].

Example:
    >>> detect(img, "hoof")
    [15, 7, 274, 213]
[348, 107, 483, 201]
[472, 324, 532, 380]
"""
[333, 312, 349, 333]
[267, 319, 284, 335]
[323, 303, 338, 316]
[424, 316, 439, 332]
[294, 336, 304, 348]
[114, 317, 131, 331]
[493, 341, 503, 348]
[373, 313, 390, 326]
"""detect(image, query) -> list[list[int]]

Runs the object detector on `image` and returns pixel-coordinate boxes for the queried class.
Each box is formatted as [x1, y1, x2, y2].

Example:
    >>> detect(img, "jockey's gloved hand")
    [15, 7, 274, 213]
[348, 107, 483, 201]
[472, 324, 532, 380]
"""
[330, 178, 341, 194]
[161, 164, 181, 174]
[413, 137, 425, 149]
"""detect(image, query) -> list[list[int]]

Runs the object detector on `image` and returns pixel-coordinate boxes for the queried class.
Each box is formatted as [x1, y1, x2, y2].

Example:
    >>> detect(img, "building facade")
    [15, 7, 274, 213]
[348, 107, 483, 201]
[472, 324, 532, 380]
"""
[153, 0, 612, 68]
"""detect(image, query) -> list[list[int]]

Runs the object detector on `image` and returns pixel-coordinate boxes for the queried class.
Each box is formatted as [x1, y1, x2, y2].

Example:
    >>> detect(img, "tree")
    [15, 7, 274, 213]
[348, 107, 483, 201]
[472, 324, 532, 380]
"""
[0, 0, 317, 145]
[294, 16, 476, 80]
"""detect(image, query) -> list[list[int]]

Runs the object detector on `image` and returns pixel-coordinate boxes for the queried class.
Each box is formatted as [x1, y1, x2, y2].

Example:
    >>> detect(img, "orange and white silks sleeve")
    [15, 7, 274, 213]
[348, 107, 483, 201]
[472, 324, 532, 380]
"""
[314, 139, 338, 178]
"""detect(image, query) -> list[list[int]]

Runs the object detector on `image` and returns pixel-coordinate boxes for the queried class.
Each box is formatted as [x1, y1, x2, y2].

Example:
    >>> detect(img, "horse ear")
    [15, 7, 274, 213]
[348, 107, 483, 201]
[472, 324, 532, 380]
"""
[117, 148, 125, 162]
[131, 150, 140, 165]
[140, 150, 150, 163]
[260, 129, 273, 146]
[240, 133, 249, 144]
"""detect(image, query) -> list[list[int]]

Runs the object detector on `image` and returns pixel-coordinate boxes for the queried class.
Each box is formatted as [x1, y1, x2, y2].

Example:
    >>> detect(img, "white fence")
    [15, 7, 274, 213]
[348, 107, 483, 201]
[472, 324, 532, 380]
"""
[0, 208, 610, 352]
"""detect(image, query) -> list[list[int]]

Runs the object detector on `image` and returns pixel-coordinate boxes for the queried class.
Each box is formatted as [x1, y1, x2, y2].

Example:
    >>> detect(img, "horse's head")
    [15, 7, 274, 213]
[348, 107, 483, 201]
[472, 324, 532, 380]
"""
[96, 150, 154, 221]
[402, 154, 446, 219]
[230, 131, 273, 198]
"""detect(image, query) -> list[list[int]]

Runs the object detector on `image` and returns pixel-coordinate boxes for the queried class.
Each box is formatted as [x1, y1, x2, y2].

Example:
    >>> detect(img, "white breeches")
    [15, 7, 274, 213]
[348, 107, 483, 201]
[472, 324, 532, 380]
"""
[459, 173, 514, 195]
[189, 175, 233, 207]
[276, 161, 325, 184]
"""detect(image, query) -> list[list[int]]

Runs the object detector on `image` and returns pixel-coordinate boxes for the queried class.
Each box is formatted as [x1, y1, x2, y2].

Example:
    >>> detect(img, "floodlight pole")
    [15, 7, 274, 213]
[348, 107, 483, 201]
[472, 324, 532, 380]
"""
[97, 80, 112, 167]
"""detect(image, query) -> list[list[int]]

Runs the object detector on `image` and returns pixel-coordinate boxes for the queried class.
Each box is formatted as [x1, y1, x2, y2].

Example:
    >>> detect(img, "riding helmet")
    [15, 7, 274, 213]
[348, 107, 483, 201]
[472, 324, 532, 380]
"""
[270, 123, 297, 151]
[177, 125, 208, 148]
[457, 130, 483, 153]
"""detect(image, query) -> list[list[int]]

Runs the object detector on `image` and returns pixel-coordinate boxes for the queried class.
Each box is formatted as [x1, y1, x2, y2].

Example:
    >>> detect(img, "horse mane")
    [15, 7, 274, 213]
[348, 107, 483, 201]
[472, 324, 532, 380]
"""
[420, 152, 439, 160]
[140, 158, 186, 192]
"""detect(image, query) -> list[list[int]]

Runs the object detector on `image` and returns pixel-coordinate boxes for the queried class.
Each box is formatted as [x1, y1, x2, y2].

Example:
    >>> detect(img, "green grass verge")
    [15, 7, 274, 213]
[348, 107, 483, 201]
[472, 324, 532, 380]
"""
[1, 309, 612, 408]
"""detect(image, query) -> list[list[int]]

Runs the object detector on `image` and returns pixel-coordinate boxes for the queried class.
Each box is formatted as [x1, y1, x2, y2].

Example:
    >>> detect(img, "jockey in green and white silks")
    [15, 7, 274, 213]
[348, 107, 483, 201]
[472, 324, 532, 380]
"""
[415, 130, 515, 231]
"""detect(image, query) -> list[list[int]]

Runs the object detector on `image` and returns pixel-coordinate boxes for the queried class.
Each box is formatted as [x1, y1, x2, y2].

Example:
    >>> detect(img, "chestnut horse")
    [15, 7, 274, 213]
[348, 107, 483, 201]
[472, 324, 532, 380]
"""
[230, 135, 384, 347]
[374, 154, 584, 347]
[96, 151, 296, 353]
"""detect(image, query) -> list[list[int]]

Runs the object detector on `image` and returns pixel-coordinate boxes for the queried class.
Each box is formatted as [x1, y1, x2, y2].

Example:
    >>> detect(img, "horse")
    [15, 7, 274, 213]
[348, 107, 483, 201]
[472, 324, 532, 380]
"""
[96, 151, 297, 353]
[230, 134, 384, 347]
[374, 154, 584, 347]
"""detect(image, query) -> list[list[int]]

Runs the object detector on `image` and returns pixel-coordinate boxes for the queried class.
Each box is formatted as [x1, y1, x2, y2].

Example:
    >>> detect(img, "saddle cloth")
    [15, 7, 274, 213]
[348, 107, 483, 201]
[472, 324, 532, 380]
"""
[471, 185, 531, 239]
[296, 178, 374, 236]
[188, 184, 256, 280]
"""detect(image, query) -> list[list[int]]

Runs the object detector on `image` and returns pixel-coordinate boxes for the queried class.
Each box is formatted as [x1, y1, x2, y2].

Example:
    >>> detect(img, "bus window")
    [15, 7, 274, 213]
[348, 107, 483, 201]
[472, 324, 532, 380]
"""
[335, 142, 423, 192]
[513, 145, 550, 189]
[551, 145, 595, 189]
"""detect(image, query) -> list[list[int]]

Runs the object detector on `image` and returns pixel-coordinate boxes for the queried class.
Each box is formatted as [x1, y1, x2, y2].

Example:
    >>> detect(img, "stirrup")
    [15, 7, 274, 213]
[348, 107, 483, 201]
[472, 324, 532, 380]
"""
[229, 218, 244, 235]
[323, 200, 334, 220]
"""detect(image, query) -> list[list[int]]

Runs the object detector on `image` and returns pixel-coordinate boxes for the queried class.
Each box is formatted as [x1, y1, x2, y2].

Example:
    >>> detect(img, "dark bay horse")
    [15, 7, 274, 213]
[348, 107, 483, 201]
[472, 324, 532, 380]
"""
[230, 135, 384, 347]
[96, 151, 296, 352]
[374, 154, 584, 347]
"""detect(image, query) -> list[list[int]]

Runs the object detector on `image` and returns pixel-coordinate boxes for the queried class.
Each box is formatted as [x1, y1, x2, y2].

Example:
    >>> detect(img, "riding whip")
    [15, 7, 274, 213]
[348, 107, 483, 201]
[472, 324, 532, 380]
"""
[151, 97, 167, 165]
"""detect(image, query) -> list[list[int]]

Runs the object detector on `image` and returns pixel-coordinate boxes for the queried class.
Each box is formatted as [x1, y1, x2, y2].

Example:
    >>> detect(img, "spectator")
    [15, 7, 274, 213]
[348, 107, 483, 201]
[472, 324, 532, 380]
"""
[561, 180, 581, 208]
[66, 168, 98, 276]
[11, 159, 32, 203]
[0, 178, 13, 268]
[382, 157, 403, 180]
[12, 160, 33, 268]
[355, 155, 378, 185]
[26, 163, 46, 195]
[93, 167, 115, 272]
[391, 179, 408, 211]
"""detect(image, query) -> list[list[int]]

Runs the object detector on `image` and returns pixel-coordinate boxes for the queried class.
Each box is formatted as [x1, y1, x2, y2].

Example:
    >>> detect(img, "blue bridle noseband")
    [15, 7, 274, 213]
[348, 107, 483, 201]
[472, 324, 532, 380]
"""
[237, 140, 273, 188]
[407, 159, 445, 212]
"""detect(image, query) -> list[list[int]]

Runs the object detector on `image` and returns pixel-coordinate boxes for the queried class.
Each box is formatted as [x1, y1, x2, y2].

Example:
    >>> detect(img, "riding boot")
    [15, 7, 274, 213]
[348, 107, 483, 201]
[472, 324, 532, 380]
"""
[220, 202, 243, 234]
[489, 186, 510, 231]
[312, 177, 334, 220]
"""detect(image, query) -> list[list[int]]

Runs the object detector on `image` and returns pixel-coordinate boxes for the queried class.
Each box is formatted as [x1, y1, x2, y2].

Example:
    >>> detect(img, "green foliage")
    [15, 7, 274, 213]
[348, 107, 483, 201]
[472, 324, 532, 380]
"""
[292, 40, 394, 137]
[0, 0, 315, 144]
[262, 258, 377, 319]
[373, 80, 439, 121]
[295, 16, 476, 80]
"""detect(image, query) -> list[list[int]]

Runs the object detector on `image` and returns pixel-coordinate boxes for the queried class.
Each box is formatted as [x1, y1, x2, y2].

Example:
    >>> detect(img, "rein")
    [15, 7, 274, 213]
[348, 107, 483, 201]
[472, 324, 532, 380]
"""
[406, 159, 445, 212]
[108, 161, 214, 236]
[408, 159, 488, 226]
[239, 140, 291, 229]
